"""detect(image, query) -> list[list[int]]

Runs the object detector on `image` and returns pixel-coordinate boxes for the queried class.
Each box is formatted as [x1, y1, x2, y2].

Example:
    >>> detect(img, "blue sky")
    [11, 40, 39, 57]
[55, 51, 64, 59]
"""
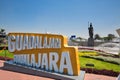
[0, 0, 120, 38]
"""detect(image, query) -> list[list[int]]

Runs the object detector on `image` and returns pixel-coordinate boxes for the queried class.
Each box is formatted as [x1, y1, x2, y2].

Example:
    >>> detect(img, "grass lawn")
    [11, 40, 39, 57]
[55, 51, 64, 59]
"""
[80, 56, 120, 72]
[0, 50, 14, 58]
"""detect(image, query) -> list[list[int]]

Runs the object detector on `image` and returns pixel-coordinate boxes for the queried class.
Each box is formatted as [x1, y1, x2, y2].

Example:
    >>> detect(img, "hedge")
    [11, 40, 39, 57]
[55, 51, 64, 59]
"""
[81, 68, 120, 77]
[82, 55, 120, 65]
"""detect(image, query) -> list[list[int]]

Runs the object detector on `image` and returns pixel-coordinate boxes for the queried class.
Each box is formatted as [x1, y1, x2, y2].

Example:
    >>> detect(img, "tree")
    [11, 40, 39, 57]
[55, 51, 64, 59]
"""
[102, 37, 110, 42]
[0, 28, 4, 34]
[105, 34, 116, 41]
[102, 34, 116, 42]
[108, 34, 116, 39]
[0, 28, 6, 37]
[76, 37, 83, 40]
[94, 34, 101, 40]
[0, 28, 6, 44]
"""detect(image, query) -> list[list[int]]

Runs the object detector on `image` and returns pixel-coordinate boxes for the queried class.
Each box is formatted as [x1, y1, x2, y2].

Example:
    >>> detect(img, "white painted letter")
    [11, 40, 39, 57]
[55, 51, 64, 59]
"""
[30, 54, 36, 67]
[49, 52, 58, 72]
[49, 38, 55, 48]
[34, 36, 42, 48]
[59, 52, 73, 75]
[28, 36, 34, 49]
[36, 53, 41, 68]
[43, 37, 48, 48]
[8, 35, 15, 52]
[41, 54, 48, 70]
[23, 35, 28, 50]
[16, 35, 23, 51]
[54, 38, 61, 48]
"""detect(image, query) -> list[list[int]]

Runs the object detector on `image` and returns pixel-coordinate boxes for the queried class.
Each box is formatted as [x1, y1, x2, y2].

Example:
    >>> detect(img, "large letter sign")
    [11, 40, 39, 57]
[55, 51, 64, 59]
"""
[8, 33, 80, 76]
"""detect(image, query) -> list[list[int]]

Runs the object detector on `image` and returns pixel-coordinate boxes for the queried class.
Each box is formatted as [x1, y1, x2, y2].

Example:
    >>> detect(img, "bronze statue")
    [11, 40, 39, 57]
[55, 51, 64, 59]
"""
[88, 23, 93, 38]
[88, 23, 94, 46]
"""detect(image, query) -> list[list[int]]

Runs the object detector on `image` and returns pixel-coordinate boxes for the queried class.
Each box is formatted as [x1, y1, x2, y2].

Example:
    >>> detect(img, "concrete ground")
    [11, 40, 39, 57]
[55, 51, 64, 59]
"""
[0, 60, 117, 80]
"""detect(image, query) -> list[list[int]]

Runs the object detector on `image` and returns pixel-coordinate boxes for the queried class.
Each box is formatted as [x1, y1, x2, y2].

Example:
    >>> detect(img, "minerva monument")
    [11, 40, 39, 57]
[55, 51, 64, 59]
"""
[88, 23, 94, 46]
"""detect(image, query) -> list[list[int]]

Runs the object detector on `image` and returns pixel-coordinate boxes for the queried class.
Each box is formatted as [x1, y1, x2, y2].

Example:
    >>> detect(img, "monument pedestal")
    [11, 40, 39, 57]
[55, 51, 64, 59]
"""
[3, 61, 85, 80]
[88, 38, 94, 47]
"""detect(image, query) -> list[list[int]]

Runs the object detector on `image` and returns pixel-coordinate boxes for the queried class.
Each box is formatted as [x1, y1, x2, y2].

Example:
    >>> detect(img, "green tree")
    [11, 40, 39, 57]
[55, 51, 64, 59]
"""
[76, 37, 83, 40]
[102, 34, 116, 42]
[94, 34, 101, 40]
[1, 29, 5, 33]
[108, 34, 116, 40]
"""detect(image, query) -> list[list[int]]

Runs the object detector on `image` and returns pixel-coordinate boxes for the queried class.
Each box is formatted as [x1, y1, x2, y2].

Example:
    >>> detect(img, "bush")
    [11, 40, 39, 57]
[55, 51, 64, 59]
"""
[79, 51, 98, 56]
[98, 52, 119, 58]
[82, 55, 120, 65]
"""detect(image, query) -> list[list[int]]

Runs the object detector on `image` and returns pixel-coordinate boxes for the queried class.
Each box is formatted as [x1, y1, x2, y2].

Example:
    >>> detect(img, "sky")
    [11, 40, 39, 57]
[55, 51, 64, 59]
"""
[0, 0, 120, 38]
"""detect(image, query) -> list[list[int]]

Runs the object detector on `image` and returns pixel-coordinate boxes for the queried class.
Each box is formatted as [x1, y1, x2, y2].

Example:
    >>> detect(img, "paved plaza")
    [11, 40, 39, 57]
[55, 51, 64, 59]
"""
[0, 60, 117, 80]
